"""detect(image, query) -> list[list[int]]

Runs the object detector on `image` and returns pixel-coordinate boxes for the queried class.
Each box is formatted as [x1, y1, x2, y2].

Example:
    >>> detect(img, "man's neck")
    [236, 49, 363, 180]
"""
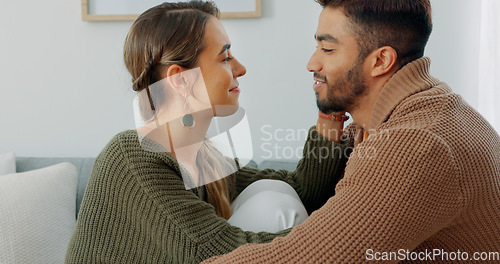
[349, 94, 376, 130]
[349, 74, 396, 131]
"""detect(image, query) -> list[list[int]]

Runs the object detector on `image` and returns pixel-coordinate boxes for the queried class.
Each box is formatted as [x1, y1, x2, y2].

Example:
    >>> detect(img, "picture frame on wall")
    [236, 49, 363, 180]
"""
[82, 0, 262, 21]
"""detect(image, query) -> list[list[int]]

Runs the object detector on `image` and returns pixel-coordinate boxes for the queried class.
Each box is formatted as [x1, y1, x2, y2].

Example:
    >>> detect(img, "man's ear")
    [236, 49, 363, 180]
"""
[368, 46, 398, 78]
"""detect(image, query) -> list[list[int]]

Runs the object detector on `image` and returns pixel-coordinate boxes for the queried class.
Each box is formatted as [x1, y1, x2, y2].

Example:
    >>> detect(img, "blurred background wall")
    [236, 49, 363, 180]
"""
[0, 0, 482, 163]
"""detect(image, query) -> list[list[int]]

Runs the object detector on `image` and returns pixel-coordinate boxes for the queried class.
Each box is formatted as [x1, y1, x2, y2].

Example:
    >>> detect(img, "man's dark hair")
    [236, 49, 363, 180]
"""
[316, 0, 433, 67]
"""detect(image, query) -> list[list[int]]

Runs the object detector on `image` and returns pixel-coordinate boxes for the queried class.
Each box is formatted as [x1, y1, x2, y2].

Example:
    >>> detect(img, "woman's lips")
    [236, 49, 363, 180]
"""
[313, 81, 326, 93]
[229, 87, 240, 93]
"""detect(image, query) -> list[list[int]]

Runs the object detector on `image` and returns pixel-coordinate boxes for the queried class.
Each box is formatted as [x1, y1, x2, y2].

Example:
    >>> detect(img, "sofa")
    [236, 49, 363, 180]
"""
[16, 157, 298, 218]
[0, 153, 298, 264]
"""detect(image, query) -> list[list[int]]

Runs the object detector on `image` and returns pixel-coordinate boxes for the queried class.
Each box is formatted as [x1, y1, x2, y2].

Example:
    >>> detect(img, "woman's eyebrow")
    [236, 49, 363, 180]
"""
[219, 44, 231, 55]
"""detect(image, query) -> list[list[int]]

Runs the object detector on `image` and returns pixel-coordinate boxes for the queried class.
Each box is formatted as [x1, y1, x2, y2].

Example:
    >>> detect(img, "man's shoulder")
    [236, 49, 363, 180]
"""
[375, 82, 497, 160]
[383, 83, 468, 132]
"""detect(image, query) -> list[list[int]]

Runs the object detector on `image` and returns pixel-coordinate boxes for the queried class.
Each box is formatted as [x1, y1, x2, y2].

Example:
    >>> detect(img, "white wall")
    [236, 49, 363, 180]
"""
[0, 0, 482, 163]
[426, 0, 481, 107]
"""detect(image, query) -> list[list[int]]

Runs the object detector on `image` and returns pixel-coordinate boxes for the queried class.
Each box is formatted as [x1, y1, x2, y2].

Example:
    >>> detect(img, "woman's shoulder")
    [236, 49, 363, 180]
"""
[95, 130, 169, 164]
[98, 130, 181, 174]
[89, 130, 133, 170]
[104, 129, 169, 153]
[93, 130, 138, 159]
[110, 129, 142, 147]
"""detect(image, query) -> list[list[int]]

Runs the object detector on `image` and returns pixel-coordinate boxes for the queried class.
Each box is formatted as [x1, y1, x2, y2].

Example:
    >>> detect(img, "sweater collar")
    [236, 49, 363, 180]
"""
[369, 57, 440, 130]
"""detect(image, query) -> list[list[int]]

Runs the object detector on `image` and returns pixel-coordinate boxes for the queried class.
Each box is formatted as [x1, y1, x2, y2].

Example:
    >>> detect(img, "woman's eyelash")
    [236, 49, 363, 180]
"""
[224, 56, 234, 62]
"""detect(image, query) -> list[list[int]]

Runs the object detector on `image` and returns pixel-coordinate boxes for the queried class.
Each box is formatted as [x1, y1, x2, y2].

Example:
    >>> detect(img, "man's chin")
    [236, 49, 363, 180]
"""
[316, 100, 346, 114]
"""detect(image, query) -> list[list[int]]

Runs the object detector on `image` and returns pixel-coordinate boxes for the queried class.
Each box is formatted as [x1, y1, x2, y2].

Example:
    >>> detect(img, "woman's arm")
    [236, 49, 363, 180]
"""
[134, 162, 291, 263]
[234, 125, 351, 214]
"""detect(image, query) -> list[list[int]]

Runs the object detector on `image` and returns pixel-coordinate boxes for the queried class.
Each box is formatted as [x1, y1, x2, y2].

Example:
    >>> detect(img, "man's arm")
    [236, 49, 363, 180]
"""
[203, 128, 464, 263]
[233, 126, 351, 214]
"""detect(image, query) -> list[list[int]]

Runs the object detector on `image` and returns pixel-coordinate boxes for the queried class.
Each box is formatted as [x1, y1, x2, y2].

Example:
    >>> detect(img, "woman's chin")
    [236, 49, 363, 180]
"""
[213, 104, 239, 116]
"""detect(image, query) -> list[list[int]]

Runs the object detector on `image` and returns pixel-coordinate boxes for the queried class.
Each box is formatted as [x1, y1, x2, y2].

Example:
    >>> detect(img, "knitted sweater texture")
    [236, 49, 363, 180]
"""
[64, 127, 350, 263]
[204, 57, 500, 263]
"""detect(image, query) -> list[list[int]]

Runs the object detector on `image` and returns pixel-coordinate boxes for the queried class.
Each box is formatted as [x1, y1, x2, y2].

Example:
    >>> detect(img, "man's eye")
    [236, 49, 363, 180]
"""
[315, 46, 334, 53]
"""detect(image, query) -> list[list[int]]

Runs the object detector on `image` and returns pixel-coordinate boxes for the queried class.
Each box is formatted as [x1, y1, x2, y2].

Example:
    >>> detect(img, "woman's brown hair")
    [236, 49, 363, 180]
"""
[123, 0, 233, 219]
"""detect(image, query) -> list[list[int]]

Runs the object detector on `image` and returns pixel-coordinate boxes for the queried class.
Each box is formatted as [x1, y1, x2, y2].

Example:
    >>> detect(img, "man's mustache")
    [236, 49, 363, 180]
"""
[313, 73, 327, 83]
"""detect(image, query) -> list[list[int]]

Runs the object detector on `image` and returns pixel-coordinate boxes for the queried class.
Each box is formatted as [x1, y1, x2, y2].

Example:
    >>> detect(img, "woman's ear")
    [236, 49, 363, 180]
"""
[163, 64, 189, 95]
[369, 46, 398, 78]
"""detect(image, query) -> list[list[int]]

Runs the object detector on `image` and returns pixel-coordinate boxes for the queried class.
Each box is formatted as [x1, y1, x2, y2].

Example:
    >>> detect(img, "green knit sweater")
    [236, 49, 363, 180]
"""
[65, 126, 350, 263]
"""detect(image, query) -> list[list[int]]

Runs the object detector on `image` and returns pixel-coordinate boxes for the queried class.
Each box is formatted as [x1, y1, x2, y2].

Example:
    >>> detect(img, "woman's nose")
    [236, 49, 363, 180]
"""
[233, 59, 247, 78]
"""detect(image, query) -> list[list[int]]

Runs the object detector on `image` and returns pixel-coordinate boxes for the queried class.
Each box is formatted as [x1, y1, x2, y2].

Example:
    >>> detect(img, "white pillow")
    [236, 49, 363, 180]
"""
[0, 162, 77, 264]
[0, 152, 16, 176]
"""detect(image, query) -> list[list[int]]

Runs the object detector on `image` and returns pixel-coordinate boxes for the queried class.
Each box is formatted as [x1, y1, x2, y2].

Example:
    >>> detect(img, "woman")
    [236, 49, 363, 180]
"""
[65, 1, 350, 263]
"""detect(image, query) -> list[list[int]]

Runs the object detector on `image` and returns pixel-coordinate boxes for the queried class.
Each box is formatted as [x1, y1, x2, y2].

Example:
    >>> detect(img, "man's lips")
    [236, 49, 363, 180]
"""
[313, 80, 326, 93]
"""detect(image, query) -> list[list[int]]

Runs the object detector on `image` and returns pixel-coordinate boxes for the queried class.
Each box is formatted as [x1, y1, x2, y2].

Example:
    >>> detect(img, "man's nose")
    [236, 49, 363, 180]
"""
[307, 51, 322, 73]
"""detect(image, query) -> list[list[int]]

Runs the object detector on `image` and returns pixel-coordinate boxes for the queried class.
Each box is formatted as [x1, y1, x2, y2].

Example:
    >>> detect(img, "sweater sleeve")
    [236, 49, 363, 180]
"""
[202, 128, 464, 263]
[234, 126, 351, 214]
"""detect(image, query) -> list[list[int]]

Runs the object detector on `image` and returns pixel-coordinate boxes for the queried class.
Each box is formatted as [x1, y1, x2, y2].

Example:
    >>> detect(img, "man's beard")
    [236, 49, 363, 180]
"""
[315, 60, 368, 113]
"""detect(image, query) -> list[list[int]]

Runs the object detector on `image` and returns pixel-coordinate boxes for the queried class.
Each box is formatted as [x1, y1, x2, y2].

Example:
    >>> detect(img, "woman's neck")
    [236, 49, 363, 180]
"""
[138, 107, 215, 185]
[174, 141, 203, 185]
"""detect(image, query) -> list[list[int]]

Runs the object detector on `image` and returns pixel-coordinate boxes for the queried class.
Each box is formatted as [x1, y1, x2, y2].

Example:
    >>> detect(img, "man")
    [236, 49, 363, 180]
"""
[204, 0, 500, 263]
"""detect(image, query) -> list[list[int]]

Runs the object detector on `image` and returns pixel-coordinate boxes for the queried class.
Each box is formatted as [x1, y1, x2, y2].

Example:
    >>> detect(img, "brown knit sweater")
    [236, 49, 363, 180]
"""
[203, 57, 500, 263]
